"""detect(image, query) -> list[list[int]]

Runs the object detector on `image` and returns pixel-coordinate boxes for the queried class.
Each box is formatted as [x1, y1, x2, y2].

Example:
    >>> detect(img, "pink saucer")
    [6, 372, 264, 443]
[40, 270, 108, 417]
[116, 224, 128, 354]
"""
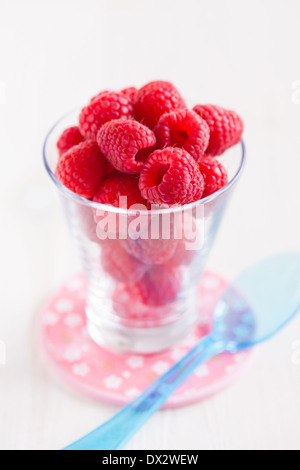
[40, 271, 252, 409]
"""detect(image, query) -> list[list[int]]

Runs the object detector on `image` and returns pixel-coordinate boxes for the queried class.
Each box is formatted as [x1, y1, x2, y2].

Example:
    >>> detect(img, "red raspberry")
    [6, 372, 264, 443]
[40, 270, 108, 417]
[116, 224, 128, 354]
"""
[198, 156, 228, 198]
[122, 236, 178, 266]
[105, 162, 115, 176]
[121, 210, 181, 265]
[139, 147, 204, 206]
[56, 141, 107, 199]
[164, 239, 196, 268]
[134, 81, 186, 129]
[154, 109, 210, 161]
[93, 171, 146, 209]
[133, 264, 183, 306]
[120, 86, 137, 102]
[90, 90, 110, 103]
[79, 92, 134, 140]
[100, 239, 147, 284]
[113, 281, 182, 325]
[193, 104, 243, 156]
[91, 87, 137, 104]
[97, 119, 156, 174]
[163, 212, 202, 268]
[56, 126, 84, 157]
[93, 172, 147, 240]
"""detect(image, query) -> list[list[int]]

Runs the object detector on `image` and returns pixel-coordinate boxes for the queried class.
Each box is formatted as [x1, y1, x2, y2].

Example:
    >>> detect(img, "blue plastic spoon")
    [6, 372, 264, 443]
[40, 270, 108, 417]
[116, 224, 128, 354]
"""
[64, 252, 300, 450]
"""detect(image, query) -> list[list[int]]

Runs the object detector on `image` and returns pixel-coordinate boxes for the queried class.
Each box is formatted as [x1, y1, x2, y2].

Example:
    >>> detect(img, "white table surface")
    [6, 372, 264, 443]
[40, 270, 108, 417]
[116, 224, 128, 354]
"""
[0, 0, 300, 450]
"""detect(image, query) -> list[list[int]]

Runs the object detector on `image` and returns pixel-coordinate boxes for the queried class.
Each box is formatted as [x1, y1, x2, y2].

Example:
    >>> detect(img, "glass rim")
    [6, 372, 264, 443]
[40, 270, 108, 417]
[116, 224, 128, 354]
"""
[43, 110, 246, 215]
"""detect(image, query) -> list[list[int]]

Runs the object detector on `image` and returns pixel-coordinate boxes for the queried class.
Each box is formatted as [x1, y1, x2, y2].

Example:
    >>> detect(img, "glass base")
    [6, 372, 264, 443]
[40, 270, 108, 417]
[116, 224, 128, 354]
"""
[86, 309, 198, 354]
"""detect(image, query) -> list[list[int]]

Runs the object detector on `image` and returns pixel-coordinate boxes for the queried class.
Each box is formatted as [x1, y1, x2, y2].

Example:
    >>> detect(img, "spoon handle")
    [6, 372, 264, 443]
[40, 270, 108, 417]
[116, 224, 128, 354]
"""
[64, 335, 223, 450]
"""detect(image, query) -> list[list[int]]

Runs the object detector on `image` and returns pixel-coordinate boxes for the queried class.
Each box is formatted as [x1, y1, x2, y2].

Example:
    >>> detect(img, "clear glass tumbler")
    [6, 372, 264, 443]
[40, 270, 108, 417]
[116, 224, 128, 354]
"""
[43, 111, 245, 354]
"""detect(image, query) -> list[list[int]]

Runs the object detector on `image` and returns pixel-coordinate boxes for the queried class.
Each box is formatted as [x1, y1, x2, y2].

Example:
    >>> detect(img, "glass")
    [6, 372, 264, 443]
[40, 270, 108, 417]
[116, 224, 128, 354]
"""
[43, 110, 246, 354]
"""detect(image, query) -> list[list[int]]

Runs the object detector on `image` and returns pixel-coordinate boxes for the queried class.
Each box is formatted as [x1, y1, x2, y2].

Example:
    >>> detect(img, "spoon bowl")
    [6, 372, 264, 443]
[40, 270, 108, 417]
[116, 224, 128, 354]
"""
[215, 252, 300, 351]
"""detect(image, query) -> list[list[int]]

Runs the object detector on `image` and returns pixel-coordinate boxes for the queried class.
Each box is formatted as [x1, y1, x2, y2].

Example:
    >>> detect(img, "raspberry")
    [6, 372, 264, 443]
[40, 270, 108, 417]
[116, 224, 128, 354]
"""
[122, 236, 178, 266]
[91, 87, 137, 104]
[198, 156, 228, 198]
[121, 210, 181, 265]
[112, 281, 182, 325]
[134, 81, 186, 129]
[79, 92, 134, 140]
[120, 86, 137, 102]
[93, 171, 146, 209]
[105, 162, 115, 176]
[97, 119, 156, 174]
[90, 90, 110, 103]
[164, 239, 196, 268]
[93, 172, 147, 240]
[163, 212, 202, 268]
[56, 141, 107, 199]
[133, 264, 183, 306]
[100, 239, 147, 284]
[56, 126, 84, 157]
[154, 109, 210, 161]
[193, 104, 243, 156]
[139, 147, 204, 206]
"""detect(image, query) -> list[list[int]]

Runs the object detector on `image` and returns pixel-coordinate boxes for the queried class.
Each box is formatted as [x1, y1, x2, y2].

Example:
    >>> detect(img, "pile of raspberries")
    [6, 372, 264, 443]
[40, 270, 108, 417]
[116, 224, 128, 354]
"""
[56, 80, 243, 208]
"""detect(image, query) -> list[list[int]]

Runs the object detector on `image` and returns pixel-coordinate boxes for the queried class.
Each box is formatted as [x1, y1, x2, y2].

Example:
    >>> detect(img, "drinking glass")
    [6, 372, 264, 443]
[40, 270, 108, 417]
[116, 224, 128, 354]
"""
[43, 111, 245, 354]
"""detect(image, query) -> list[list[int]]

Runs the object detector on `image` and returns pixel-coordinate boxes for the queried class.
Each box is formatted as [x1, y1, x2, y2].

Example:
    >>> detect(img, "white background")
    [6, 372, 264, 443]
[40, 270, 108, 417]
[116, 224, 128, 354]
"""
[0, 0, 300, 450]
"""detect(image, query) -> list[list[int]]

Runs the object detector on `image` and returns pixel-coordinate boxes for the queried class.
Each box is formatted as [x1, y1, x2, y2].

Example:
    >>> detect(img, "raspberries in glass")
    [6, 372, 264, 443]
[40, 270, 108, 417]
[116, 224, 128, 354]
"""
[55, 80, 243, 206]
